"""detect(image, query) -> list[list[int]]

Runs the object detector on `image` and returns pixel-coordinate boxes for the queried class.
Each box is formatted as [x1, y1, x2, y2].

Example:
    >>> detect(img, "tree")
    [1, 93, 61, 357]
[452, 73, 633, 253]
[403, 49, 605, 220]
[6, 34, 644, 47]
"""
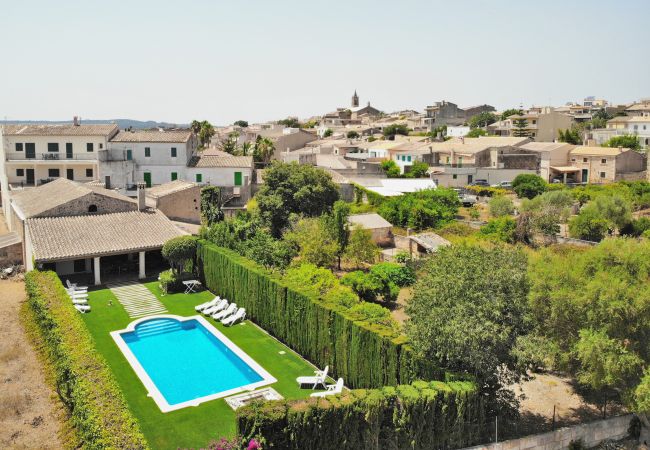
[468, 112, 497, 129]
[253, 136, 275, 163]
[242, 230, 296, 270]
[382, 123, 410, 139]
[233, 120, 249, 128]
[511, 117, 529, 137]
[198, 120, 215, 147]
[201, 186, 225, 226]
[378, 188, 460, 230]
[324, 201, 350, 270]
[501, 109, 522, 120]
[162, 236, 198, 275]
[603, 135, 641, 151]
[342, 225, 379, 268]
[190, 120, 202, 134]
[519, 190, 574, 237]
[380, 160, 401, 177]
[406, 245, 530, 412]
[488, 196, 514, 217]
[256, 162, 340, 237]
[218, 131, 239, 154]
[466, 128, 487, 138]
[341, 271, 382, 301]
[479, 216, 517, 243]
[277, 117, 301, 128]
[512, 174, 547, 199]
[346, 130, 360, 139]
[593, 108, 612, 121]
[558, 128, 582, 145]
[569, 195, 632, 241]
[237, 141, 253, 156]
[323, 128, 333, 138]
[405, 160, 429, 178]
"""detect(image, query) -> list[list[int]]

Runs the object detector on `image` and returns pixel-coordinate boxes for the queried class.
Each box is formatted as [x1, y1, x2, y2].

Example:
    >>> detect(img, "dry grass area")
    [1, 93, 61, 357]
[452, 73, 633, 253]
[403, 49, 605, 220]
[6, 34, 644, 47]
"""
[0, 280, 63, 449]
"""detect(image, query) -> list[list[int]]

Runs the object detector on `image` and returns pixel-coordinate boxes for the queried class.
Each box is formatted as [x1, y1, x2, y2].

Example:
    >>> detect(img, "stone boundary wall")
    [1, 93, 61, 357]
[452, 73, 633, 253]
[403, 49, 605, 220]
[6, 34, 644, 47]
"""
[464, 414, 633, 450]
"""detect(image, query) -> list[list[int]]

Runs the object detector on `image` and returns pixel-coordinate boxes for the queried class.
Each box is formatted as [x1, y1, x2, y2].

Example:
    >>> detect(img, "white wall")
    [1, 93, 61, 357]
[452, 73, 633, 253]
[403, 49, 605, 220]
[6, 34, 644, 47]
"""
[447, 126, 470, 137]
[186, 166, 252, 186]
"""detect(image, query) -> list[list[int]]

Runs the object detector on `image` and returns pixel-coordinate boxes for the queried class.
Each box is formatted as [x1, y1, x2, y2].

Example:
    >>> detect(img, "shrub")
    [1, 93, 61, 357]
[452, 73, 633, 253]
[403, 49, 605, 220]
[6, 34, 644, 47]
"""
[237, 380, 483, 450]
[159, 268, 183, 294]
[341, 270, 382, 301]
[349, 302, 398, 330]
[370, 262, 415, 287]
[465, 185, 507, 197]
[378, 188, 460, 230]
[162, 235, 198, 275]
[488, 195, 514, 217]
[512, 174, 547, 199]
[284, 264, 338, 296]
[25, 271, 148, 449]
[380, 160, 401, 178]
[405, 161, 429, 178]
[479, 216, 517, 243]
[198, 242, 434, 388]
[342, 226, 379, 268]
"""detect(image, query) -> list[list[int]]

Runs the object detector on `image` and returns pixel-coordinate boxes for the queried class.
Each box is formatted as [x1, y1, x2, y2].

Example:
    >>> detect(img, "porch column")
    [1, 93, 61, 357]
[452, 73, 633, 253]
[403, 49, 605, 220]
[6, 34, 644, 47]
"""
[93, 257, 101, 285]
[138, 251, 146, 279]
[563, 173, 567, 184]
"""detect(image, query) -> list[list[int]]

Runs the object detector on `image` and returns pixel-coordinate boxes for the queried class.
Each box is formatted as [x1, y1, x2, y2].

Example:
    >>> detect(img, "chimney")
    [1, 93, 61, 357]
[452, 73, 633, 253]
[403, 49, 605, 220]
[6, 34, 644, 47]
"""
[137, 182, 146, 211]
[73, 116, 79, 126]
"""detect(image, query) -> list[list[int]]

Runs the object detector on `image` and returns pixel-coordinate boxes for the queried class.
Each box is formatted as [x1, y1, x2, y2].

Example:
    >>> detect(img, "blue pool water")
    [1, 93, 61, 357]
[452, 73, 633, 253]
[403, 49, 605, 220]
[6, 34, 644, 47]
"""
[121, 318, 263, 406]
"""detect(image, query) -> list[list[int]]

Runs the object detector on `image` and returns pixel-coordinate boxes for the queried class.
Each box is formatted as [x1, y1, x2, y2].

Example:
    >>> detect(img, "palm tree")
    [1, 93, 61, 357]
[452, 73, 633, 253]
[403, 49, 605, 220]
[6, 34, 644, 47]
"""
[239, 142, 253, 156]
[254, 136, 275, 163]
[198, 121, 215, 147]
[190, 120, 202, 134]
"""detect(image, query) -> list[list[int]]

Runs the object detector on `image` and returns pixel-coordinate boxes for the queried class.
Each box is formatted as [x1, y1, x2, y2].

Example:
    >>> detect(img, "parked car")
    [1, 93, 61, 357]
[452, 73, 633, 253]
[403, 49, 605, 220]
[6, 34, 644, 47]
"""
[491, 181, 512, 189]
[469, 179, 490, 187]
[453, 188, 478, 207]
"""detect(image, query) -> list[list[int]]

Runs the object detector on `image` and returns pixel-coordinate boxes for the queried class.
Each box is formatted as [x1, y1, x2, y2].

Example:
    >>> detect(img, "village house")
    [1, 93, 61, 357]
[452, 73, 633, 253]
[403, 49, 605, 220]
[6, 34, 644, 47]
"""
[568, 146, 645, 183]
[589, 116, 650, 149]
[146, 180, 201, 224]
[348, 213, 393, 246]
[517, 141, 576, 182]
[488, 107, 573, 141]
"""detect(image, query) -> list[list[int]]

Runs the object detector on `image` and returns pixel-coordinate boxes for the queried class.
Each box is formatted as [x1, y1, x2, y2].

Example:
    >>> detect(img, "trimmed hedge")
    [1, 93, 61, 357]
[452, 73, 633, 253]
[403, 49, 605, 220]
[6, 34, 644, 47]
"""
[25, 271, 148, 450]
[237, 380, 483, 449]
[198, 241, 441, 389]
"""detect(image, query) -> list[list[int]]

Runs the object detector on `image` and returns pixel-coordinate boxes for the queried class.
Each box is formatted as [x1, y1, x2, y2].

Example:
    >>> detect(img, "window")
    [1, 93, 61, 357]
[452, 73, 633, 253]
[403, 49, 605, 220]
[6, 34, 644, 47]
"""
[47, 142, 59, 152]
[452, 174, 457, 179]
[73, 259, 86, 273]
[15, 143, 23, 152]
[66, 142, 73, 158]
[171, 172, 178, 181]
[86, 168, 93, 178]
[600, 172, 606, 178]
[88, 205, 98, 213]
[48, 168, 60, 178]
[86, 143, 94, 152]
[195, 173, 202, 183]
[145, 147, 151, 157]
[601, 158, 607, 164]
[234, 171, 243, 186]
[16, 169, 24, 176]
[583, 158, 588, 163]
[571, 158, 576, 162]
[407, 155, 412, 162]
[171, 147, 177, 158]
[99, 143, 103, 149]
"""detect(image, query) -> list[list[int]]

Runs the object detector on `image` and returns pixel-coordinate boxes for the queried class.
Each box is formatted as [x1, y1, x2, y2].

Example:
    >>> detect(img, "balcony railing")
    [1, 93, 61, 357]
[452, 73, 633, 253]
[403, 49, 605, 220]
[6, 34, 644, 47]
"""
[4, 152, 98, 161]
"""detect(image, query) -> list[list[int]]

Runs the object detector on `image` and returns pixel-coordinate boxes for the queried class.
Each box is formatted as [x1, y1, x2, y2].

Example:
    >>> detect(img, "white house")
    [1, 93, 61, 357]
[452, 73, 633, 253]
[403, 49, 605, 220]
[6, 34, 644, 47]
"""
[100, 129, 198, 191]
[446, 126, 470, 137]
[0, 121, 118, 219]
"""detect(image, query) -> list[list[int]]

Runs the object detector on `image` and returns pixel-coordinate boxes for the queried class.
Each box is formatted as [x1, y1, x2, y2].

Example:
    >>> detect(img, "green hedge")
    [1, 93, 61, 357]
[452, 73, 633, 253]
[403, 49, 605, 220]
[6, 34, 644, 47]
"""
[198, 241, 442, 389]
[237, 380, 483, 449]
[25, 271, 148, 450]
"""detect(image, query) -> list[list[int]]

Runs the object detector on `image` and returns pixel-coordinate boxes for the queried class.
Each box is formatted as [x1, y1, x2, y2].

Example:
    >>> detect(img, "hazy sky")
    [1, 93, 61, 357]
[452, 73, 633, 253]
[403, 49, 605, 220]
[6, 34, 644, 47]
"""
[1, 0, 648, 125]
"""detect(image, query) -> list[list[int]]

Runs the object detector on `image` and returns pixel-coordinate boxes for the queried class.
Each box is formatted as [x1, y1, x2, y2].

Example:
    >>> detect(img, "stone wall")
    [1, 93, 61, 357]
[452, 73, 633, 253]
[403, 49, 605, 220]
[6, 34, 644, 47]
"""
[153, 185, 201, 224]
[464, 414, 633, 450]
[0, 240, 23, 266]
[42, 192, 137, 217]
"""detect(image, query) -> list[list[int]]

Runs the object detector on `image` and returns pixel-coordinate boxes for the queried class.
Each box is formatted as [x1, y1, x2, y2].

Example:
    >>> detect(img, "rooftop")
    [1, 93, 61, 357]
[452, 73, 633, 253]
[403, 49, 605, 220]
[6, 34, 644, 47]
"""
[27, 210, 185, 262]
[2, 123, 118, 136]
[409, 232, 451, 252]
[110, 129, 193, 143]
[348, 213, 392, 230]
[423, 136, 530, 155]
[520, 142, 575, 152]
[146, 180, 198, 198]
[189, 155, 253, 168]
[570, 145, 629, 156]
[11, 178, 135, 218]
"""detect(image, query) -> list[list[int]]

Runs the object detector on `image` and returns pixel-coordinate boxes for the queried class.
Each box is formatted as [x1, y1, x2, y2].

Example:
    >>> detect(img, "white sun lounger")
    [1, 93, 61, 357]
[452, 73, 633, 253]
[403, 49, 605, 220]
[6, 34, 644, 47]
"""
[310, 378, 344, 398]
[204, 299, 228, 316]
[213, 303, 237, 321]
[222, 308, 246, 326]
[72, 298, 88, 305]
[66, 286, 88, 293]
[74, 304, 91, 313]
[297, 366, 329, 389]
[69, 292, 88, 299]
[195, 296, 220, 312]
[66, 279, 88, 290]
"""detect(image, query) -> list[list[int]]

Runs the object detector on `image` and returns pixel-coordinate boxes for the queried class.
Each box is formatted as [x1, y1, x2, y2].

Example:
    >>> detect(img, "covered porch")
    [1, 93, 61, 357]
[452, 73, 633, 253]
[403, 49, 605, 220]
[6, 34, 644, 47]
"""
[549, 166, 580, 184]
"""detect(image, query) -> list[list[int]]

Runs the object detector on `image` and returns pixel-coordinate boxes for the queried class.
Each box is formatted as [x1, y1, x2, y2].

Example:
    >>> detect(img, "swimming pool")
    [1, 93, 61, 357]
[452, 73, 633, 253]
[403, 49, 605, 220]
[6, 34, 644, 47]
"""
[111, 315, 276, 412]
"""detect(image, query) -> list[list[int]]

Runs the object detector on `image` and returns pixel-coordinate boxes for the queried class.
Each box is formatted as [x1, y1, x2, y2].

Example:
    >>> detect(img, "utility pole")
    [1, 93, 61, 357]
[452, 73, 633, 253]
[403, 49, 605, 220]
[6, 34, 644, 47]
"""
[495, 416, 498, 444]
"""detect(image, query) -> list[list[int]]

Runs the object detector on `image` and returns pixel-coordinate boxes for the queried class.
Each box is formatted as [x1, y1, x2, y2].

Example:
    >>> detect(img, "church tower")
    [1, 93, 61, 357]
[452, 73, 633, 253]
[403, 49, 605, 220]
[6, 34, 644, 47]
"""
[351, 90, 359, 108]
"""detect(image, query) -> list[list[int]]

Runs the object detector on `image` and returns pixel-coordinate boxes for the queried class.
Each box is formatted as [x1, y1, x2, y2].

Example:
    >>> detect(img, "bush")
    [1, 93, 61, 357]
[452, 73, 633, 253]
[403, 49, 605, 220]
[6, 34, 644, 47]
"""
[341, 270, 382, 301]
[24, 271, 148, 449]
[197, 242, 432, 388]
[380, 160, 401, 178]
[159, 268, 184, 294]
[512, 174, 547, 199]
[488, 196, 514, 217]
[370, 262, 415, 287]
[378, 188, 460, 230]
[479, 217, 517, 243]
[465, 185, 507, 197]
[237, 380, 483, 450]
[162, 235, 198, 274]
[405, 161, 429, 178]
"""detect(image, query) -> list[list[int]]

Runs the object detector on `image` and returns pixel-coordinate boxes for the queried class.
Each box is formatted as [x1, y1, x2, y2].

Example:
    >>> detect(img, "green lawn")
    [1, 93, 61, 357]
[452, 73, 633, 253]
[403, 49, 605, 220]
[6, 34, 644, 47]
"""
[82, 281, 323, 450]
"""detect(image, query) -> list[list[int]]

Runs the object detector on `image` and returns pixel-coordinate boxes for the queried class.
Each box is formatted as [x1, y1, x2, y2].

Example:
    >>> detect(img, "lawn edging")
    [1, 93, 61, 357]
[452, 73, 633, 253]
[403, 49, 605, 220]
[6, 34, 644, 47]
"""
[24, 271, 149, 450]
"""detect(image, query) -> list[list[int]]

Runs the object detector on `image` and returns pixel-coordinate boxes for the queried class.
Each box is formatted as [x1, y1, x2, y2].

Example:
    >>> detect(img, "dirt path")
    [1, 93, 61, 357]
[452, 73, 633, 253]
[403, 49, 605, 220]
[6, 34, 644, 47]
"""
[0, 280, 63, 449]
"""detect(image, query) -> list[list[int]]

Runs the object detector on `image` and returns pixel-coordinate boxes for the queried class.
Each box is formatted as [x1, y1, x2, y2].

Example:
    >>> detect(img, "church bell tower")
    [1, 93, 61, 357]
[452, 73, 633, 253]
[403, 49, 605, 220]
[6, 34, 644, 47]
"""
[351, 90, 359, 108]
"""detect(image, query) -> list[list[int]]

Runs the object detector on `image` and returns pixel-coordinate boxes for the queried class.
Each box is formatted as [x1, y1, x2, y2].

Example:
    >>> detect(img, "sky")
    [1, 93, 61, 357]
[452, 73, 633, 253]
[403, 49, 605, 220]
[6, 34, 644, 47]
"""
[1, 0, 648, 125]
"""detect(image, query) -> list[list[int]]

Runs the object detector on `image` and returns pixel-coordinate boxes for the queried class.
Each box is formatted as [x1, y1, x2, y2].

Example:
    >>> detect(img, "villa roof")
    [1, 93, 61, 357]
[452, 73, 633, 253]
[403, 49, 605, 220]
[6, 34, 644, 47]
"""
[190, 155, 253, 168]
[11, 178, 135, 218]
[348, 213, 392, 230]
[423, 136, 530, 155]
[27, 210, 185, 262]
[570, 146, 629, 156]
[146, 180, 197, 198]
[519, 142, 575, 152]
[2, 123, 118, 136]
[110, 129, 193, 143]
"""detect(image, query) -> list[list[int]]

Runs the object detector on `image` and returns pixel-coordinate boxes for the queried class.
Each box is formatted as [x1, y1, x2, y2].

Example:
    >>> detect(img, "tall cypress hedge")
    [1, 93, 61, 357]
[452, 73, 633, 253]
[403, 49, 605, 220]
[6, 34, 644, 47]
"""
[237, 380, 483, 449]
[198, 241, 442, 388]
[25, 271, 149, 450]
